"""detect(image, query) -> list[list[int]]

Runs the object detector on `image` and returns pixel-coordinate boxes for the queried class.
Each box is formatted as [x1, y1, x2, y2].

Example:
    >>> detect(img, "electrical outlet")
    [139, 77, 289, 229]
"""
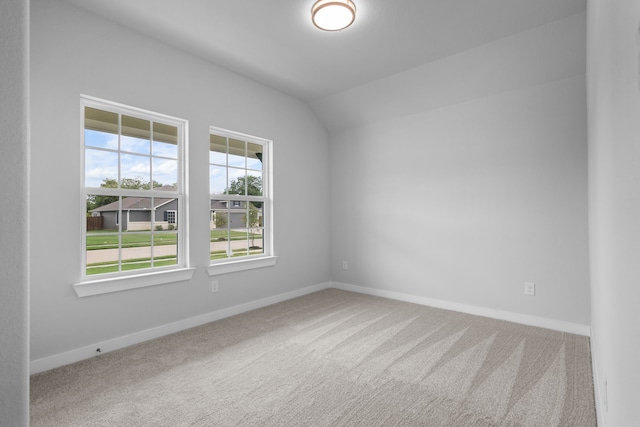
[342, 261, 348, 270]
[211, 280, 219, 293]
[524, 282, 535, 296]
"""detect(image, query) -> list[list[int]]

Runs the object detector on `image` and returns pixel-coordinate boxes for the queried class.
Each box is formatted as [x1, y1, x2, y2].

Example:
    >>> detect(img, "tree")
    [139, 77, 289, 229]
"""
[227, 175, 262, 196]
[214, 211, 228, 230]
[227, 176, 263, 247]
[244, 202, 262, 248]
[86, 177, 168, 212]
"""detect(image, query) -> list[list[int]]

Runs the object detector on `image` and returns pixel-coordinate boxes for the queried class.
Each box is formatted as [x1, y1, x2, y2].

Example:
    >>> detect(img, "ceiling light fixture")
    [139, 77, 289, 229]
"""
[311, 0, 356, 31]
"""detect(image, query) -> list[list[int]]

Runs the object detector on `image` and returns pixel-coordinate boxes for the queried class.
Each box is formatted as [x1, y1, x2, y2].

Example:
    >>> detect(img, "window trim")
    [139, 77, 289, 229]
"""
[208, 126, 276, 275]
[73, 268, 196, 297]
[75, 95, 190, 296]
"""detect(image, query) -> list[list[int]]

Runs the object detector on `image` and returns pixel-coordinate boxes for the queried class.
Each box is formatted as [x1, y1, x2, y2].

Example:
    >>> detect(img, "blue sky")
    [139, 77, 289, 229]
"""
[85, 130, 178, 188]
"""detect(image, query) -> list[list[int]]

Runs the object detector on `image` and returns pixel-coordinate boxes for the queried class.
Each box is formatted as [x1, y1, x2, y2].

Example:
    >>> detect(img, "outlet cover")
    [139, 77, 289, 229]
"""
[211, 280, 219, 293]
[524, 282, 535, 296]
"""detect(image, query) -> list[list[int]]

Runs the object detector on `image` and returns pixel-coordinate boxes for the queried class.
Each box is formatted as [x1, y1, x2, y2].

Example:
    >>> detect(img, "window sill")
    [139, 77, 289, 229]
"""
[207, 256, 278, 276]
[73, 267, 196, 297]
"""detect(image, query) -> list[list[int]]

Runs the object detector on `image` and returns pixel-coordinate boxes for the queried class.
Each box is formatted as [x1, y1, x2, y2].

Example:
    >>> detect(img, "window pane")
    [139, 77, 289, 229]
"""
[210, 229, 230, 260]
[228, 168, 246, 195]
[249, 201, 264, 228]
[210, 199, 229, 259]
[228, 138, 245, 168]
[228, 200, 247, 229]
[86, 191, 120, 275]
[152, 140, 177, 159]
[85, 129, 118, 150]
[247, 170, 263, 196]
[123, 234, 151, 272]
[247, 142, 263, 171]
[85, 107, 118, 136]
[86, 232, 120, 275]
[231, 228, 263, 257]
[121, 135, 150, 155]
[86, 194, 119, 230]
[85, 148, 118, 188]
[153, 231, 178, 267]
[121, 154, 150, 188]
[249, 230, 264, 256]
[209, 134, 226, 165]
[121, 115, 150, 155]
[210, 199, 229, 229]
[210, 165, 227, 195]
[153, 158, 178, 188]
[153, 122, 178, 159]
[122, 197, 153, 231]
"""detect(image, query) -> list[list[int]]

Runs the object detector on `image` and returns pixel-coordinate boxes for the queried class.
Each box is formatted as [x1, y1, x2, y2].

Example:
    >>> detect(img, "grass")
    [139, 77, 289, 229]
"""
[87, 229, 261, 250]
[86, 231, 176, 250]
[210, 248, 263, 260]
[86, 255, 177, 275]
[86, 228, 264, 273]
[210, 229, 262, 241]
[87, 248, 264, 273]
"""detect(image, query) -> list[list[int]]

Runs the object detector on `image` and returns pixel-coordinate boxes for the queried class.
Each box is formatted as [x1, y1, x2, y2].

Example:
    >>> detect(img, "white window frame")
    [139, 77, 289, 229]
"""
[74, 95, 193, 297]
[208, 126, 276, 276]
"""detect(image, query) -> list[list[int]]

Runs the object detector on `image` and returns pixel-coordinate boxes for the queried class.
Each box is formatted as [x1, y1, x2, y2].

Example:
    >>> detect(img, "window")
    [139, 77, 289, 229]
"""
[80, 96, 188, 284]
[209, 127, 275, 274]
[164, 210, 177, 225]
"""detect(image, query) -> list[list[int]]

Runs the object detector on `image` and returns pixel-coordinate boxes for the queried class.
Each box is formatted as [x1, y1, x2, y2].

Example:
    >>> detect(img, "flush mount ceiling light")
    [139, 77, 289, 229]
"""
[311, 0, 356, 31]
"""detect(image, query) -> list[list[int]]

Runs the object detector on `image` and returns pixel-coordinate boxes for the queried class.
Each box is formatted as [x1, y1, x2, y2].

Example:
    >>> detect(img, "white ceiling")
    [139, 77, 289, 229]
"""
[64, 0, 586, 104]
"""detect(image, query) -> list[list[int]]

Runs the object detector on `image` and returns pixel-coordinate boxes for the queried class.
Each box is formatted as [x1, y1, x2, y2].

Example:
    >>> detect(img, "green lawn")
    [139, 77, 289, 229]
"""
[86, 231, 176, 250]
[86, 255, 177, 275]
[210, 248, 263, 260]
[210, 229, 262, 241]
[86, 228, 263, 273]
[87, 229, 261, 250]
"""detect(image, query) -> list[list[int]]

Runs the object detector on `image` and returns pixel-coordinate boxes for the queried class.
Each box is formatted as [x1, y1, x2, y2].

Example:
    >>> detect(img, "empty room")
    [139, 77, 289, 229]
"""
[1, 0, 639, 425]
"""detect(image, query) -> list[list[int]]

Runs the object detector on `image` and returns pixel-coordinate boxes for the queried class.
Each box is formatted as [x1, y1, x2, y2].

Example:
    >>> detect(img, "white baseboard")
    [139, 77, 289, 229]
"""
[30, 282, 332, 374]
[332, 282, 591, 336]
[31, 281, 590, 374]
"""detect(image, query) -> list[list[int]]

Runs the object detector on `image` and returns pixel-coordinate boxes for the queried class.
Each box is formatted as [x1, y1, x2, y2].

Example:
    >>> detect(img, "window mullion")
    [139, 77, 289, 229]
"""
[150, 196, 155, 268]
[118, 196, 122, 273]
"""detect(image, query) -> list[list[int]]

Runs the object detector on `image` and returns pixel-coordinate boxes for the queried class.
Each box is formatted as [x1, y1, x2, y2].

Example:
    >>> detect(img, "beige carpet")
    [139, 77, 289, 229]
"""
[30, 289, 596, 426]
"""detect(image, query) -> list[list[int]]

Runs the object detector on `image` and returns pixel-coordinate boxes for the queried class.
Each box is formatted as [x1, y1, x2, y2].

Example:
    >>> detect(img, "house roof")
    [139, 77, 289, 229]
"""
[91, 186, 177, 212]
[91, 197, 175, 212]
[210, 200, 249, 211]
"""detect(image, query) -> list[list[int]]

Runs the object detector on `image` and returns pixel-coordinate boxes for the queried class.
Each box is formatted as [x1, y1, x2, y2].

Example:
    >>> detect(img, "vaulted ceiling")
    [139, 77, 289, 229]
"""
[64, 0, 587, 130]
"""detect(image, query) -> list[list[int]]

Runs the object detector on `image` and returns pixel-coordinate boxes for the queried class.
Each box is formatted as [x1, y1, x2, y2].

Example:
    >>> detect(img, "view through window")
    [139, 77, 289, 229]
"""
[82, 98, 186, 277]
[209, 129, 271, 263]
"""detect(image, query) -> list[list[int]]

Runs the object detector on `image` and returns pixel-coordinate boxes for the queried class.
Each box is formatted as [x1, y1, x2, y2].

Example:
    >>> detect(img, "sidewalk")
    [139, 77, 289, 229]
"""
[86, 239, 263, 264]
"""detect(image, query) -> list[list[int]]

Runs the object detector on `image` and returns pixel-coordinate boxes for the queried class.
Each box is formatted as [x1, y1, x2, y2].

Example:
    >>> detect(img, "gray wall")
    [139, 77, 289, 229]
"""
[0, 0, 29, 425]
[30, 0, 330, 361]
[329, 13, 591, 327]
[587, 0, 640, 425]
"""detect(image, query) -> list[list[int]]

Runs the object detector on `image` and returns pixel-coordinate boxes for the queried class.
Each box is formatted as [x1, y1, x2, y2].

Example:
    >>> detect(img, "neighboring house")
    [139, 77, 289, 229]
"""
[210, 200, 258, 229]
[91, 188, 178, 231]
